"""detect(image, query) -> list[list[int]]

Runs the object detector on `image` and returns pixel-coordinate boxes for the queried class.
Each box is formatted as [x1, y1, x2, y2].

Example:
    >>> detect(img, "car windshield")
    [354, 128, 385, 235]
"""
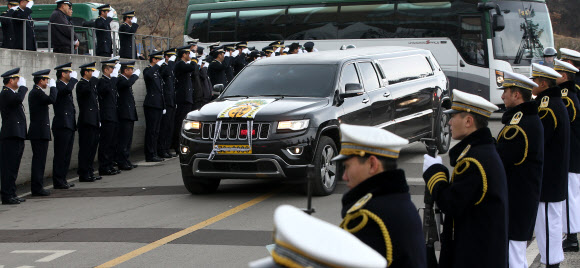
[222, 64, 337, 98]
[492, 1, 554, 66]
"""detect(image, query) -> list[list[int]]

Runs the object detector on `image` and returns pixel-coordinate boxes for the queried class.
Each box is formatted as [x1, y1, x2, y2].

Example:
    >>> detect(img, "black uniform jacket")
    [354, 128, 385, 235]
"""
[208, 58, 231, 87]
[0, 86, 28, 139]
[496, 101, 544, 241]
[52, 78, 77, 130]
[1, 9, 15, 49]
[199, 66, 213, 103]
[27, 85, 57, 140]
[143, 64, 165, 109]
[341, 169, 426, 268]
[174, 60, 196, 105]
[117, 74, 139, 121]
[95, 16, 113, 56]
[49, 9, 78, 50]
[76, 77, 100, 127]
[119, 22, 139, 59]
[190, 63, 204, 104]
[225, 55, 234, 83]
[160, 61, 176, 108]
[561, 80, 580, 173]
[97, 76, 118, 123]
[424, 127, 508, 268]
[535, 86, 570, 202]
[12, 6, 36, 50]
[233, 53, 247, 76]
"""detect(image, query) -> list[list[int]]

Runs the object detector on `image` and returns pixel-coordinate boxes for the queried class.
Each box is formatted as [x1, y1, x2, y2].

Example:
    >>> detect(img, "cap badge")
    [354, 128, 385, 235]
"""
[562, 88, 569, 97]
[347, 193, 373, 214]
[540, 96, 550, 108]
[510, 111, 523, 125]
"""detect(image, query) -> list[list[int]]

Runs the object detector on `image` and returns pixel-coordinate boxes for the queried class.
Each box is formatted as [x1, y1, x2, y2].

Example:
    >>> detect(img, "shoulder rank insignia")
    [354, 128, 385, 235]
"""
[457, 144, 471, 161]
[347, 193, 373, 214]
[510, 111, 523, 125]
[562, 88, 569, 97]
[540, 96, 550, 108]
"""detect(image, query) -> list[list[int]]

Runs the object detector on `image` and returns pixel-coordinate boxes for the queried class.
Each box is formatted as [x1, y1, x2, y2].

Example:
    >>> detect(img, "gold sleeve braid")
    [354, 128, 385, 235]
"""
[340, 209, 393, 267]
[538, 108, 557, 129]
[497, 125, 529, 165]
[452, 157, 488, 205]
[427, 171, 447, 194]
[563, 96, 577, 122]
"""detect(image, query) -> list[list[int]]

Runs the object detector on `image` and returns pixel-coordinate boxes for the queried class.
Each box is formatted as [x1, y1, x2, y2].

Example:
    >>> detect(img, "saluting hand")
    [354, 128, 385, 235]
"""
[70, 71, 78, 79]
[49, 79, 56, 88]
[17, 77, 26, 88]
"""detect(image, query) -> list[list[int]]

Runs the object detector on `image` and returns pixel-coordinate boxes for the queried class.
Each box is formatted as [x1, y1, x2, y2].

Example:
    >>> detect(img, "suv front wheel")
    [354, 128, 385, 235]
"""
[434, 109, 451, 154]
[310, 136, 338, 196]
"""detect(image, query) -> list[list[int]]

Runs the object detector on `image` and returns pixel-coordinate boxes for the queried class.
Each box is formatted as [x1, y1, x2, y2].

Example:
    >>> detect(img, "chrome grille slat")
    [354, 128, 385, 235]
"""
[200, 122, 271, 141]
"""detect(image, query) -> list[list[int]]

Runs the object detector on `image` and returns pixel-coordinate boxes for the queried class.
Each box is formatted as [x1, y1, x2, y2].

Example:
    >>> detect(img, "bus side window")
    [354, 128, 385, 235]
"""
[459, 16, 486, 67]
[286, 6, 338, 40]
[209, 11, 236, 42]
[188, 12, 209, 42]
[238, 8, 287, 41]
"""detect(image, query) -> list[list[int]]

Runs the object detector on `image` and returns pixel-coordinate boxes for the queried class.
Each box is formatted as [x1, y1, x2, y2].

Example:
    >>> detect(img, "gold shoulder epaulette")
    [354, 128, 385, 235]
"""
[510, 111, 523, 125]
[453, 157, 488, 205]
[347, 193, 372, 214]
[540, 96, 550, 108]
[457, 144, 471, 162]
[497, 124, 529, 165]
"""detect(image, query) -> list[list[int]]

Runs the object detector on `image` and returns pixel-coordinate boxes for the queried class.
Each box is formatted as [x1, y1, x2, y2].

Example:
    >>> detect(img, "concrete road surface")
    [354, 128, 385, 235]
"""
[0, 115, 579, 267]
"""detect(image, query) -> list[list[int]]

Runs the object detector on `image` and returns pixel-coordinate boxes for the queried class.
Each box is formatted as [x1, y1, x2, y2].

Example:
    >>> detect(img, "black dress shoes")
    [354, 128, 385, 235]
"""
[132, 164, 139, 168]
[563, 234, 580, 252]
[119, 165, 133, 171]
[32, 189, 51, 196]
[54, 183, 75, 189]
[79, 177, 96, 182]
[146, 156, 164, 162]
[159, 152, 172, 158]
[91, 175, 103, 180]
[15, 197, 26, 202]
[2, 198, 20, 205]
[100, 169, 119, 176]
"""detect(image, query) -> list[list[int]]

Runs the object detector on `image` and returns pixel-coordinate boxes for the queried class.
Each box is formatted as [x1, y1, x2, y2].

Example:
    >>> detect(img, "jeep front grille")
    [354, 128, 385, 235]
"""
[201, 122, 270, 140]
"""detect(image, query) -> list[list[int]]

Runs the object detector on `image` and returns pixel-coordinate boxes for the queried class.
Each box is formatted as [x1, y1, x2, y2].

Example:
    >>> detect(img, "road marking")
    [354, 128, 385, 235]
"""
[96, 190, 278, 268]
[11, 250, 75, 262]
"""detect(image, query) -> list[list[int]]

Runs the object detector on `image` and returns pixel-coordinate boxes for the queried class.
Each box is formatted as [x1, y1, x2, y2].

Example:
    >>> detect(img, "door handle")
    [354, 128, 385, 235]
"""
[362, 98, 370, 104]
[383, 92, 391, 98]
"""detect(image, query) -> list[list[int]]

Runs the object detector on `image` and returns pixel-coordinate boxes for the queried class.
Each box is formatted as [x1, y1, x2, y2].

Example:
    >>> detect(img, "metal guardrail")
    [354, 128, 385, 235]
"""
[1, 16, 172, 59]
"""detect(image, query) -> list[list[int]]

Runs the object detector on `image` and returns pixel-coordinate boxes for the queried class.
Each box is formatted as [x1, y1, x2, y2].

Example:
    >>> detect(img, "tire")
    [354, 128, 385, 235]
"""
[434, 109, 451, 154]
[310, 136, 338, 196]
[182, 175, 220, 195]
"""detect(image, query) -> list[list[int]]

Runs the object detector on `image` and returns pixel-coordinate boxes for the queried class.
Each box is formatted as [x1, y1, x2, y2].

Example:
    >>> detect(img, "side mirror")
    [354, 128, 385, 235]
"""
[340, 83, 364, 98]
[213, 84, 225, 96]
[492, 14, 505, 32]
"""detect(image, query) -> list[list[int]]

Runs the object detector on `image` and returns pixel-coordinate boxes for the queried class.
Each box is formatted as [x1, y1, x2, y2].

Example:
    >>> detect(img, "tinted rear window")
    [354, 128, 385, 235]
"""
[378, 55, 434, 84]
[223, 64, 337, 98]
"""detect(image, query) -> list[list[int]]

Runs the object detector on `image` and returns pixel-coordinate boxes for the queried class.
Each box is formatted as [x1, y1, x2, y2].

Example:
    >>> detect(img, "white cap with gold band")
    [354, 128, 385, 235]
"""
[554, 59, 580, 74]
[560, 48, 580, 62]
[331, 124, 409, 162]
[498, 71, 538, 91]
[444, 89, 499, 118]
[529, 63, 562, 80]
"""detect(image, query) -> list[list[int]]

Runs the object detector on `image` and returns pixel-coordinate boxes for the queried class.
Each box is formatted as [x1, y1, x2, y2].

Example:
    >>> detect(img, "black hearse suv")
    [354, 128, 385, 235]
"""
[179, 46, 450, 195]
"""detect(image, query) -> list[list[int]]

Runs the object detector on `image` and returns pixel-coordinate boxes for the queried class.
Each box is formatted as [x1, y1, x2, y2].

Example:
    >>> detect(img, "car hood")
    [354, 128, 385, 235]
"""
[186, 97, 329, 122]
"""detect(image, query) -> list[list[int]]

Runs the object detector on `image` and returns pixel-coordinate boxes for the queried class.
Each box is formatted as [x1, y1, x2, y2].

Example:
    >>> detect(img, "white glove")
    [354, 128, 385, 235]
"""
[423, 154, 443, 173]
[275, 47, 281, 53]
[189, 51, 195, 59]
[26, 1, 33, 9]
[17, 77, 26, 87]
[227, 51, 232, 57]
[70, 71, 78, 79]
[133, 69, 141, 77]
[163, 109, 166, 115]
[107, 10, 114, 18]
[11, 6, 17, 10]
[75, 40, 79, 46]
[92, 70, 100, 78]
[169, 55, 176, 62]
[186, 61, 191, 64]
[157, 58, 165, 66]
[197, 60, 202, 66]
[232, 50, 240, 57]
[111, 64, 120, 77]
[131, 17, 137, 24]
[49, 79, 56, 88]
[242, 48, 250, 54]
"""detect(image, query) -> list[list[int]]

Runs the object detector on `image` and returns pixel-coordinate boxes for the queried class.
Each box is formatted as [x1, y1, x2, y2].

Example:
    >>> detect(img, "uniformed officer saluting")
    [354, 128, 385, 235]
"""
[208, 46, 230, 87]
[172, 45, 197, 154]
[496, 72, 543, 267]
[1, 0, 18, 49]
[333, 124, 426, 268]
[249, 205, 387, 268]
[116, 61, 140, 170]
[51, 62, 77, 189]
[0, 68, 28, 205]
[97, 59, 121, 176]
[158, 48, 177, 159]
[95, 4, 115, 57]
[76, 62, 102, 182]
[530, 63, 569, 268]
[12, 0, 36, 51]
[423, 90, 508, 268]
[232, 41, 248, 76]
[118, 11, 139, 59]
[553, 59, 580, 252]
[27, 69, 58, 197]
[143, 51, 166, 162]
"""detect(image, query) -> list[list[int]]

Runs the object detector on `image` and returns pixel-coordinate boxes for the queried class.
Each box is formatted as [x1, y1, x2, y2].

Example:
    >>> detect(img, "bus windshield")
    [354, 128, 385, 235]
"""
[222, 64, 337, 98]
[492, 1, 553, 66]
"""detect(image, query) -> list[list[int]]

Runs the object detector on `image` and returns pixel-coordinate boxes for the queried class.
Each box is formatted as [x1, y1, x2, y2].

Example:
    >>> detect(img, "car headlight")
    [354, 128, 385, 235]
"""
[495, 70, 504, 87]
[183, 120, 200, 131]
[277, 119, 310, 131]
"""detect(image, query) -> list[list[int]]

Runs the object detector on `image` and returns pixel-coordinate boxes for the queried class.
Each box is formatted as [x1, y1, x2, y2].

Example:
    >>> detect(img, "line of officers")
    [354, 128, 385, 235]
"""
[249, 48, 580, 268]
